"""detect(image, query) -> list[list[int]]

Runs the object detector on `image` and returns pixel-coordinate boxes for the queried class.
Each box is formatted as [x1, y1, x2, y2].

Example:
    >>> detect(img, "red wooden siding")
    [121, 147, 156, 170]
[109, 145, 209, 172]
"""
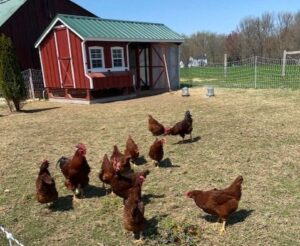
[39, 28, 134, 92]
[91, 72, 132, 89]
[69, 31, 90, 89]
[55, 28, 74, 87]
[0, 0, 96, 70]
[85, 41, 128, 70]
[40, 32, 60, 88]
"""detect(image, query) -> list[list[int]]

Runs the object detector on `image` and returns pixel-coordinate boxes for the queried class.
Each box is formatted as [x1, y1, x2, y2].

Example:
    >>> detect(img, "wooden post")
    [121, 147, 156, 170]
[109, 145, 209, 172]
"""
[163, 54, 171, 92]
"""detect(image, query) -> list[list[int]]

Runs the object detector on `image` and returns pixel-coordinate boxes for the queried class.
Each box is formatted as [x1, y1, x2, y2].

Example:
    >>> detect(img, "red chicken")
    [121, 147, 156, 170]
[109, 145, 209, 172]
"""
[110, 169, 150, 201]
[148, 138, 166, 167]
[165, 110, 193, 141]
[99, 154, 115, 191]
[148, 114, 166, 136]
[123, 185, 146, 242]
[36, 160, 58, 207]
[111, 145, 131, 173]
[186, 176, 243, 234]
[124, 135, 139, 165]
[57, 143, 91, 201]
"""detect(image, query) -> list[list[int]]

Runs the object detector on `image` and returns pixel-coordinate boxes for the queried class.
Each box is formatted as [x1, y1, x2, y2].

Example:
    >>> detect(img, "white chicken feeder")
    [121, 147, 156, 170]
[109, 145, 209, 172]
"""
[181, 87, 190, 96]
[206, 86, 215, 97]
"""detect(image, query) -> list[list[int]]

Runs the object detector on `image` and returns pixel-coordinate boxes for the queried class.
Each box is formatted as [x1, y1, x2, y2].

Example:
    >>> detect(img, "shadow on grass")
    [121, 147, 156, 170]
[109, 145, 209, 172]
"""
[202, 209, 254, 226]
[144, 214, 168, 238]
[50, 195, 73, 211]
[21, 107, 60, 113]
[134, 155, 147, 165]
[84, 185, 106, 198]
[143, 193, 165, 205]
[173, 136, 201, 145]
[159, 158, 180, 168]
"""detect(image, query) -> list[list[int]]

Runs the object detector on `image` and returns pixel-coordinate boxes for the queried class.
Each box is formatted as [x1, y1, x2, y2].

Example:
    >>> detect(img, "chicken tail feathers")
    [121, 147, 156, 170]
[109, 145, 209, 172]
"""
[56, 156, 69, 170]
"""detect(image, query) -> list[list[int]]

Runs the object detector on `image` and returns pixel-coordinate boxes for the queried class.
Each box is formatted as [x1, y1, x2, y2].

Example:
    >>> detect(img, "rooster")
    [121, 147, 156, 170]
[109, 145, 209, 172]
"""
[36, 160, 58, 207]
[165, 110, 193, 141]
[148, 114, 166, 136]
[57, 143, 90, 201]
[186, 176, 243, 234]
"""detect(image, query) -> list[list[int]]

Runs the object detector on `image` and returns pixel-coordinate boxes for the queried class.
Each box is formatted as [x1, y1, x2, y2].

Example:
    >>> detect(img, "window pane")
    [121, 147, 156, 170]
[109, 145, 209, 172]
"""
[90, 48, 104, 69]
[91, 49, 102, 59]
[92, 59, 103, 68]
[112, 48, 123, 67]
[113, 59, 123, 67]
[113, 49, 122, 58]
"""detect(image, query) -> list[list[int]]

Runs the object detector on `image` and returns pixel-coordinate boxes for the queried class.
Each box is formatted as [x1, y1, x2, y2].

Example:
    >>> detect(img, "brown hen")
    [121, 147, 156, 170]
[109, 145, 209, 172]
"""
[148, 138, 166, 167]
[36, 160, 58, 207]
[148, 114, 165, 136]
[123, 185, 146, 242]
[186, 176, 243, 234]
[124, 135, 139, 165]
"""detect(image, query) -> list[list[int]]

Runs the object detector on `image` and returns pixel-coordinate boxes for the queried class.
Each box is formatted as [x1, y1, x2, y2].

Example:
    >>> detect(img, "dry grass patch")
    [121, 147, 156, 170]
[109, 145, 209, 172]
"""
[0, 88, 300, 245]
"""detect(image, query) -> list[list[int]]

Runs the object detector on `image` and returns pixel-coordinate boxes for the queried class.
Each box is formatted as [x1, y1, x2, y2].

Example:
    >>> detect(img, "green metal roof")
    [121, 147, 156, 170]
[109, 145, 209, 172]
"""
[35, 14, 184, 47]
[0, 0, 26, 27]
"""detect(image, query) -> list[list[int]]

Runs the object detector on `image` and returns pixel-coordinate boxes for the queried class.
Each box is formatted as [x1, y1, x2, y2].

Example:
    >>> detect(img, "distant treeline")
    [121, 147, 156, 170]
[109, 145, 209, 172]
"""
[180, 11, 300, 64]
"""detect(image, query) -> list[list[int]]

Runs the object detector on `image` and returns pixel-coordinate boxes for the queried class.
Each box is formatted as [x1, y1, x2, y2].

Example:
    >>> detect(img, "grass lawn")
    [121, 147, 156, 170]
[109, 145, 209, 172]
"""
[180, 65, 300, 89]
[0, 88, 300, 245]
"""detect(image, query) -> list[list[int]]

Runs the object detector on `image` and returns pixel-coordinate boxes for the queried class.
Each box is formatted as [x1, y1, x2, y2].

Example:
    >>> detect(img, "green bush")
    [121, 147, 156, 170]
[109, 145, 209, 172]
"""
[0, 34, 25, 111]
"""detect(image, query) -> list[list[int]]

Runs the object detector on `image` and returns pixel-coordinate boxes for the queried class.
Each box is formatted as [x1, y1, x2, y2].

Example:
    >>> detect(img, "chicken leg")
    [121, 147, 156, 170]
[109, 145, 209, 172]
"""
[219, 221, 226, 235]
[133, 232, 144, 244]
[213, 217, 221, 228]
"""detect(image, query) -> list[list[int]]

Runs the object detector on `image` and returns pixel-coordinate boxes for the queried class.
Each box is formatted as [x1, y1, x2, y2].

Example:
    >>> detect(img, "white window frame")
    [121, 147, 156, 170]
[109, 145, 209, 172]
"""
[88, 46, 105, 72]
[110, 47, 126, 71]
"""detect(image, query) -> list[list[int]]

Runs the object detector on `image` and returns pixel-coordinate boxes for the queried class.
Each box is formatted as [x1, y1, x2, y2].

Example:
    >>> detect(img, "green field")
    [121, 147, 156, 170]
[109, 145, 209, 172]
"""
[180, 64, 300, 89]
[1, 88, 300, 245]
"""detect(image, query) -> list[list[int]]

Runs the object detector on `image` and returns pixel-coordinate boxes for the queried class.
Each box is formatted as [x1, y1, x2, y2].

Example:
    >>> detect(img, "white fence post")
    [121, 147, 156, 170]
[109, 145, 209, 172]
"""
[282, 50, 286, 77]
[254, 56, 257, 89]
[29, 69, 35, 99]
[224, 53, 227, 78]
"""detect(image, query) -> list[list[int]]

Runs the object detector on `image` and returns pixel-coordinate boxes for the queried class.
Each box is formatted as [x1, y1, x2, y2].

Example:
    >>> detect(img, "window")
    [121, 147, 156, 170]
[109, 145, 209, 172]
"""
[89, 47, 104, 71]
[111, 47, 125, 69]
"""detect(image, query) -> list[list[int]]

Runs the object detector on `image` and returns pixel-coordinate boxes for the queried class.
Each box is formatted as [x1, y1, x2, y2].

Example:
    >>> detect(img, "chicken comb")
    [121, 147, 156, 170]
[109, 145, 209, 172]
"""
[41, 159, 49, 165]
[138, 175, 145, 182]
[76, 143, 86, 150]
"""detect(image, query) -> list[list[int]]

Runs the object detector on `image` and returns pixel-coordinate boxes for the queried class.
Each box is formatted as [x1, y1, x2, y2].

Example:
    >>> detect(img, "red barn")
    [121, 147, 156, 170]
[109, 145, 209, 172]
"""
[35, 14, 184, 103]
[0, 0, 96, 70]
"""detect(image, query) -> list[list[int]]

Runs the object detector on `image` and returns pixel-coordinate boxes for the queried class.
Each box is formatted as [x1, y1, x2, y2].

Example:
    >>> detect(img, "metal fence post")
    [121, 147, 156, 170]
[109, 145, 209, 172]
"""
[254, 56, 257, 89]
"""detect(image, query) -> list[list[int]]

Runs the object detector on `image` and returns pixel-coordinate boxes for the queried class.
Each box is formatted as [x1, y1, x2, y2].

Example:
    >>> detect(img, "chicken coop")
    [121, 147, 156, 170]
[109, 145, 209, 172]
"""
[35, 14, 184, 104]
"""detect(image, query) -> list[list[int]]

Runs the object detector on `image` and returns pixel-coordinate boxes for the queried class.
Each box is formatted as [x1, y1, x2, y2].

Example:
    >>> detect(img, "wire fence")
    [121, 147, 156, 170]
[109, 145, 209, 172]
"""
[21, 69, 44, 99]
[180, 56, 300, 89]
[0, 225, 24, 246]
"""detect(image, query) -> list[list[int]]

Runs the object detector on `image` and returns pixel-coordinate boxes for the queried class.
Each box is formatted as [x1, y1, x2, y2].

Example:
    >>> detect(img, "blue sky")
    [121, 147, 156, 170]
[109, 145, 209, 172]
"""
[73, 0, 300, 35]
